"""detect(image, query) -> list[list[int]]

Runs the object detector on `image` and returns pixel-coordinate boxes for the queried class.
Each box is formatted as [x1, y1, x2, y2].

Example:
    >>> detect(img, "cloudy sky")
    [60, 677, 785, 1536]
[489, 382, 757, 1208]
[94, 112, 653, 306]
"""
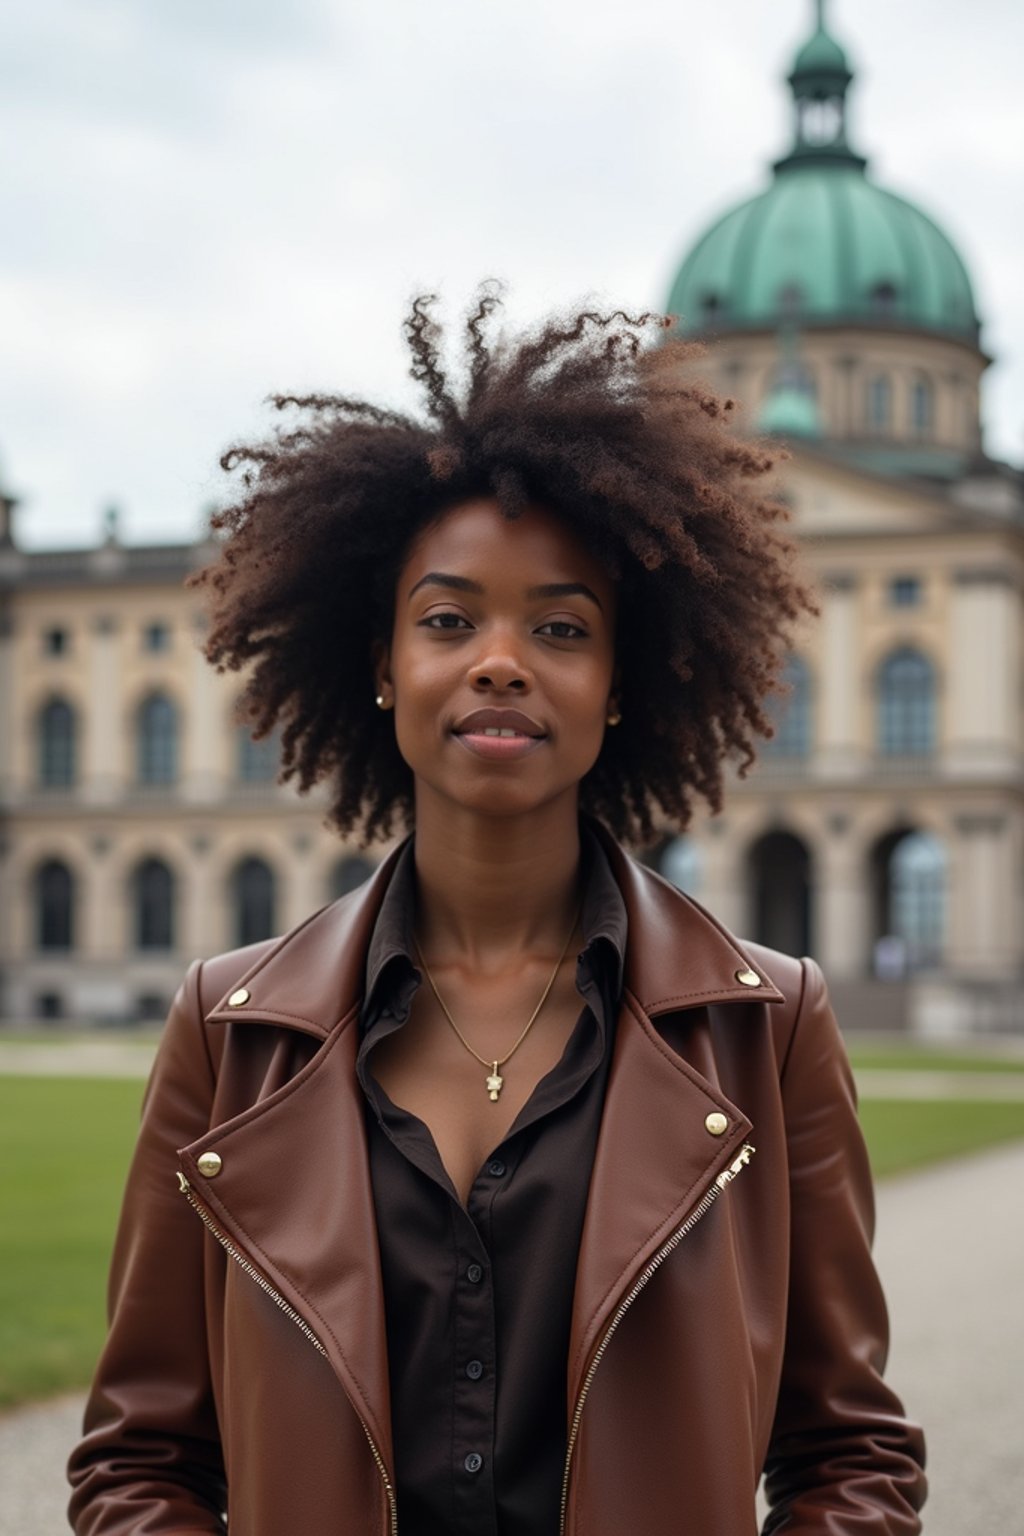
[3, 0, 1022, 549]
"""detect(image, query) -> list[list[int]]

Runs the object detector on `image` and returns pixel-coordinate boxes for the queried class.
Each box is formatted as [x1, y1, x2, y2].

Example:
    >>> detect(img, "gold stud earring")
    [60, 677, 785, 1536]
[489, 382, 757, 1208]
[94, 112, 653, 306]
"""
[606, 705, 622, 726]
[376, 693, 393, 710]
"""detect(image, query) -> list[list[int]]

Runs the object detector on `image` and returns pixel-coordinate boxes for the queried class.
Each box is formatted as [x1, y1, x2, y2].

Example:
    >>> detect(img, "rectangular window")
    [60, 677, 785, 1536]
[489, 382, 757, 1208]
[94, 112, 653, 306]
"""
[43, 627, 69, 656]
[143, 622, 171, 653]
[889, 576, 922, 608]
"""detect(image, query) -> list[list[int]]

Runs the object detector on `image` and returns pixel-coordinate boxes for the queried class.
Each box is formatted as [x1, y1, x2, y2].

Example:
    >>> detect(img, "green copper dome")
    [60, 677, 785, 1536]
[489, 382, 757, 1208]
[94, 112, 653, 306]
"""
[666, 3, 980, 344]
[791, 2, 851, 82]
[793, 28, 847, 74]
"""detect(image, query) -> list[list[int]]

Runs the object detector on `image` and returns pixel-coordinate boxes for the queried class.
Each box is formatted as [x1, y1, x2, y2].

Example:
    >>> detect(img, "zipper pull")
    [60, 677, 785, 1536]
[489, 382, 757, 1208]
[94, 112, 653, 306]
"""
[176, 1171, 191, 1193]
[716, 1142, 756, 1189]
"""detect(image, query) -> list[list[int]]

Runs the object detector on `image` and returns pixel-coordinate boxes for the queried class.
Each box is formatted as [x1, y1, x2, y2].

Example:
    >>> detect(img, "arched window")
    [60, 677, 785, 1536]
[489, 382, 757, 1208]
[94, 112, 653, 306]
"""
[890, 832, 946, 970]
[866, 374, 892, 432]
[236, 722, 281, 784]
[134, 858, 175, 949]
[232, 857, 277, 946]
[877, 648, 936, 756]
[763, 655, 812, 758]
[910, 376, 934, 439]
[331, 854, 375, 900]
[36, 859, 74, 950]
[38, 698, 76, 787]
[658, 836, 702, 897]
[136, 693, 178, 784]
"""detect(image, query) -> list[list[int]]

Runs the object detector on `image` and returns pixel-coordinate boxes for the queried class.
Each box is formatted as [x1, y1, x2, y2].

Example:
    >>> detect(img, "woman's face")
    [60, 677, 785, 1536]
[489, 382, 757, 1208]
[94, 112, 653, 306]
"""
[376, 496, 618, 825]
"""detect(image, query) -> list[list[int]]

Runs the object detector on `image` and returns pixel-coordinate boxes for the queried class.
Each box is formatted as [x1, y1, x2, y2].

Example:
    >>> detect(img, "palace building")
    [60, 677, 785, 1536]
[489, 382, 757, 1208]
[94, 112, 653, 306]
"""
[658, 2, 1023, 1033]
[1, 3, 1021, 1031]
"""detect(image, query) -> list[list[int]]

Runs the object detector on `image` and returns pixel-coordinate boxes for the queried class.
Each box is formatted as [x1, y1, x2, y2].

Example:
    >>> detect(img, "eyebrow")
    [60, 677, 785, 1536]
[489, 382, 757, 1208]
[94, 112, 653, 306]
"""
[408, 572, 603, 611]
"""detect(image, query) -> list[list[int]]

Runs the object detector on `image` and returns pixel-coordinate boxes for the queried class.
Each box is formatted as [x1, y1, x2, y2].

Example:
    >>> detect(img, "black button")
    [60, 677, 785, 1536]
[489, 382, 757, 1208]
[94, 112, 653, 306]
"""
[465, 1359, 484, 1380]
[466, 1263, 484, 1284]
[487, 1159, 506, 1177]
[464, 1452, 483, 1474]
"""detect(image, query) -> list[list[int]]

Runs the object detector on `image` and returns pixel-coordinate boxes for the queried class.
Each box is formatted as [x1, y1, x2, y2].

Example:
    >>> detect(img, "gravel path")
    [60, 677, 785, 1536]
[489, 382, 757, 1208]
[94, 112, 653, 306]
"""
[2, 1140, 1022, 1533]
[0, 1040, 157, 1079]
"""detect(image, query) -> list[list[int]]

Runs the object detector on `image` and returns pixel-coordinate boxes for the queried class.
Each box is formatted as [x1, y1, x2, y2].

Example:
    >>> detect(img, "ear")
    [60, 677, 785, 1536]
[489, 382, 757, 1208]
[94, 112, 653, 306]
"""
[371, 639, 393, 698]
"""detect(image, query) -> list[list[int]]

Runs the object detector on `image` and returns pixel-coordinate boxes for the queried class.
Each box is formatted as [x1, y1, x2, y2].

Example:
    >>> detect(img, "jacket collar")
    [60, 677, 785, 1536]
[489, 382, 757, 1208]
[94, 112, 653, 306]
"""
[359, 819, 628, 1024]
[205, 818, 782, 1034]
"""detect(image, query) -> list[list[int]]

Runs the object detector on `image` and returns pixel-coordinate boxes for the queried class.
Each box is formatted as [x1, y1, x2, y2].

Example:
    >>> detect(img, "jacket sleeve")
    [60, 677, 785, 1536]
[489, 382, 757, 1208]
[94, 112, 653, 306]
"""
[67, 959, 227, 1534]
[761, 958, 926, 1534]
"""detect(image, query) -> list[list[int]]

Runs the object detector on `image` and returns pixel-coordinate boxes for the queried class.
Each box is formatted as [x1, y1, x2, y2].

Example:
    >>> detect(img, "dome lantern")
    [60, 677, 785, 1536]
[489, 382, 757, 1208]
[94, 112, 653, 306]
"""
[775, 0, 866, 174]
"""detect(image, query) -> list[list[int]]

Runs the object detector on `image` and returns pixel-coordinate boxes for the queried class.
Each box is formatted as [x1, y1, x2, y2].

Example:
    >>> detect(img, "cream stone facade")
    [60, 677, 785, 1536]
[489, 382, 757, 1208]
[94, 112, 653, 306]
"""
[702, 329, 985, 457]
[1, 441, 1021, 1034]
[0, 530, 377, 1023]
[658, 451, 1024, 1034]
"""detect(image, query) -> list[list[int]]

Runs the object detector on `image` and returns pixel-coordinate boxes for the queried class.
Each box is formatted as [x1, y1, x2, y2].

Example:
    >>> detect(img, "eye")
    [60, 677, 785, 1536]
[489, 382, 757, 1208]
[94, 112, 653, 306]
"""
[420, 611, 472, 630]
[536, 620, 587, 639]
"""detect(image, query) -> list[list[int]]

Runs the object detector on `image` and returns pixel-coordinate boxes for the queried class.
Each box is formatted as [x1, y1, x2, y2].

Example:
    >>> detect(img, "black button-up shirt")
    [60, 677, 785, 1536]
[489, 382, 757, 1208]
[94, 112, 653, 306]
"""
[357, 825, 627, 1536]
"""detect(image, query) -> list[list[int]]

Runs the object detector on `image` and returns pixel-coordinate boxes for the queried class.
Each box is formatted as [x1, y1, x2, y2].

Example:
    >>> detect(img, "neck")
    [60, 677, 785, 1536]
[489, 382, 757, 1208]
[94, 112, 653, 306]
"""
[411, 793, 584, 967]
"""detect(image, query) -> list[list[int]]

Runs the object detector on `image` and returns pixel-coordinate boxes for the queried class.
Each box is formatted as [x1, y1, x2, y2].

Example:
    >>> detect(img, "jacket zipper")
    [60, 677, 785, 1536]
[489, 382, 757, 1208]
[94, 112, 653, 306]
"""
[558, 1142, 756, 1536]
[176, 1172, 398, 1536]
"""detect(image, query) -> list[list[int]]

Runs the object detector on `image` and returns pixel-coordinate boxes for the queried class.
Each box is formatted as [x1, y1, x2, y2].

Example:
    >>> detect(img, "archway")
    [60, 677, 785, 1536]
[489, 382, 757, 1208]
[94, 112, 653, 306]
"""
[331, 854, 376, 900]
[747, 830, 813, 957]
[232, 857, 277, 947]
[870, 828, 946, 974]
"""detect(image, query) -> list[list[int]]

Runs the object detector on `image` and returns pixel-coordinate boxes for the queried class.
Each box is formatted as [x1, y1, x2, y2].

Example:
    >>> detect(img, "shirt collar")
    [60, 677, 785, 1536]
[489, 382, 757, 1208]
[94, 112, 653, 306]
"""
[361, 822, 628, 1022]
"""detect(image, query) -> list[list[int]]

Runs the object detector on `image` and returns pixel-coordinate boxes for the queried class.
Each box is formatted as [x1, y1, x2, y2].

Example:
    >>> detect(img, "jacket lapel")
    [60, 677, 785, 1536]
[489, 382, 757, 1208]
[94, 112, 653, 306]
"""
[179, 844, 408, 1478]
[567, 828, 780, 1407]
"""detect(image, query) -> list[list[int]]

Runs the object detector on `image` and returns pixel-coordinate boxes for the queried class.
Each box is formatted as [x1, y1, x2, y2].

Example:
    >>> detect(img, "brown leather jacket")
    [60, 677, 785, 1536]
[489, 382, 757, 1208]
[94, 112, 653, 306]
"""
[68, 823, 926, 1534]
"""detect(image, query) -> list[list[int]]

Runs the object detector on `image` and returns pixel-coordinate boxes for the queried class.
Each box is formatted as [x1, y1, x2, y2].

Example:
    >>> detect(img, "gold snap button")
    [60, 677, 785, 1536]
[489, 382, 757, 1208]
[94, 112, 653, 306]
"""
[735, 969, 761, 987]
[227, 988, 250, 1007]
[705, 1112, 728, 1137]
[197, 1152, 223, 1178]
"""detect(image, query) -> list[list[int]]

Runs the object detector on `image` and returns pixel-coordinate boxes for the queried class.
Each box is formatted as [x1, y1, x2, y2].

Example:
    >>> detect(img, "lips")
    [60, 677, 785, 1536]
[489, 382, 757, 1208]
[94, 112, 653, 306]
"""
[452, 707, 546, 739]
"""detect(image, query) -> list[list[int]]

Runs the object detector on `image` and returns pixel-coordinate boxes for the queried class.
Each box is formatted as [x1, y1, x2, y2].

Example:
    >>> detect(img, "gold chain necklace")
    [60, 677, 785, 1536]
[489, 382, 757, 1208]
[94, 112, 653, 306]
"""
[413, 904, 581, 1102]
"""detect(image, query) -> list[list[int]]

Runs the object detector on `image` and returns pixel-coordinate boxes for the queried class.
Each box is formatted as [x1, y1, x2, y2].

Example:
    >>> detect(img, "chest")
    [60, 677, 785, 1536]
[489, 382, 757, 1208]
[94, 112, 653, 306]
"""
[367, 964, 587, 1202]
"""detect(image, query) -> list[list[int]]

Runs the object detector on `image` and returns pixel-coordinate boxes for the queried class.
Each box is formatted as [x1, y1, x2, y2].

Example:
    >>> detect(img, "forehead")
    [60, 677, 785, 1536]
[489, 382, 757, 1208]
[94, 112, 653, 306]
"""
[399, 496, 615, 596]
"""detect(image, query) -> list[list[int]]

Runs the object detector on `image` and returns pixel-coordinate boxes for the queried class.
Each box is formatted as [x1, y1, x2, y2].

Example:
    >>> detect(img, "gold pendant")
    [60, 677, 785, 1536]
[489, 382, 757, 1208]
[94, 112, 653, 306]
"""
[486, 1063, 504, 1102]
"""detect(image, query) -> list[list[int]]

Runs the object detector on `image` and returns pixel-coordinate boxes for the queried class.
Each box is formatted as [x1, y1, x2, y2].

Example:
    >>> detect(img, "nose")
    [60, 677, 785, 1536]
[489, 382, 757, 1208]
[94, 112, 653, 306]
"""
[467, 628, 533, 693]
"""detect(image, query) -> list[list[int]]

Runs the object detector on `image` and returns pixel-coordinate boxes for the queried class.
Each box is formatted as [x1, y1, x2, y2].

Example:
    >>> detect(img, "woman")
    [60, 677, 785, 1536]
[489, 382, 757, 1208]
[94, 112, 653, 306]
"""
[68, 292, 926, 1534]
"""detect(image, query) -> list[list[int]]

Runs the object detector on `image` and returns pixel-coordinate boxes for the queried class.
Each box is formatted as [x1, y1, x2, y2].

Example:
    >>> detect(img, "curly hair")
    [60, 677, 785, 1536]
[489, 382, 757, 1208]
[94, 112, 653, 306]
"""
[189, 286, 816, 848]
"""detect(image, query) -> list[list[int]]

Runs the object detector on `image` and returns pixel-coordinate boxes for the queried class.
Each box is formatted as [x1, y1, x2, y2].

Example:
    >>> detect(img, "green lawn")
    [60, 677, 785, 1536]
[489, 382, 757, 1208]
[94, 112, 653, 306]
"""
[858, 1098, 1024, 1177]
[0, 1077, 142, 1408]
[2, 1072, 1024, 1410]
[848, 1046, 1024, 1074]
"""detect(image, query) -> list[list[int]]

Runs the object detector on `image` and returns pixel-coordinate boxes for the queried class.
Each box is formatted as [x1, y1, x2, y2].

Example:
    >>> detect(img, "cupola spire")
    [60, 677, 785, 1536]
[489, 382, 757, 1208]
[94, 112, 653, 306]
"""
[774, 0, 866, 174]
